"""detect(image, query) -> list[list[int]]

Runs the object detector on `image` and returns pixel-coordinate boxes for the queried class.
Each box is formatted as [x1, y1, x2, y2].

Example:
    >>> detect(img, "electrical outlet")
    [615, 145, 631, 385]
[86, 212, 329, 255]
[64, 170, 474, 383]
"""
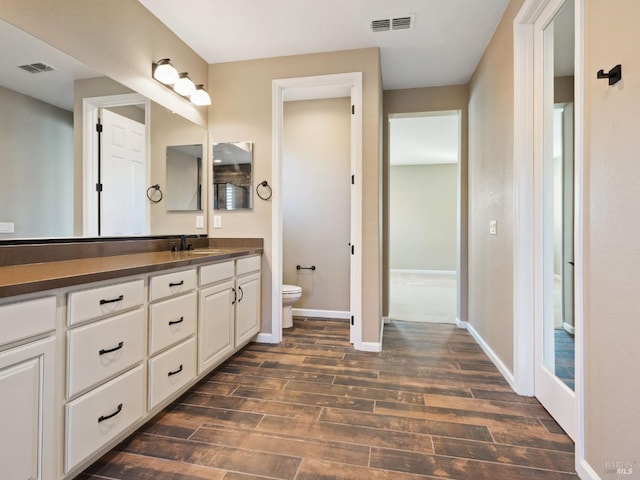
[213, 215, 222, 229]
[489, 220, 497, 235]
[196, 215, 204, 229]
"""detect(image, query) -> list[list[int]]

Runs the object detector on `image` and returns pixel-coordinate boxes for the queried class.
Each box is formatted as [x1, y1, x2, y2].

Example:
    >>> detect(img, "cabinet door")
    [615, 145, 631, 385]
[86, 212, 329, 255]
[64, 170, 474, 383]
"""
[198, 280, 234, 373]
[235, 272, 261, 346]
[0, 337, 55, 480]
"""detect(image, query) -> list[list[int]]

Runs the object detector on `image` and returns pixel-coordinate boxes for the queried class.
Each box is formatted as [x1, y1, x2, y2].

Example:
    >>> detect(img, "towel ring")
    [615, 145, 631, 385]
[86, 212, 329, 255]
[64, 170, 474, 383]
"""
[146, 184, 163, 203]
[256, 180, 272, 201]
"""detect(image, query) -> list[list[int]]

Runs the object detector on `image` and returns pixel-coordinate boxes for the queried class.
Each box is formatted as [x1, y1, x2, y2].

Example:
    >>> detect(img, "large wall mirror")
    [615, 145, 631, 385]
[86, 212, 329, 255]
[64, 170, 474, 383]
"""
[212, 141, 253, 210]
[0, 18, 207, 240]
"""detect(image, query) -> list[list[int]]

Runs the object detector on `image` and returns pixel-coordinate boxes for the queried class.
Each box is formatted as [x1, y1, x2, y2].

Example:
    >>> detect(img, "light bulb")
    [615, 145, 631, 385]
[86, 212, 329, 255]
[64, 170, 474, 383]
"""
[173, 73, 196, 97]
[190, 84, 212, 106]
[152, 59, 179, 85]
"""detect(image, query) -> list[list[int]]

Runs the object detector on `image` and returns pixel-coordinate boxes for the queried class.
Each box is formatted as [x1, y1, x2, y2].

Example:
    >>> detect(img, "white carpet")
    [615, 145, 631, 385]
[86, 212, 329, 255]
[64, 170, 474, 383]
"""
[389, 270, 457, 323]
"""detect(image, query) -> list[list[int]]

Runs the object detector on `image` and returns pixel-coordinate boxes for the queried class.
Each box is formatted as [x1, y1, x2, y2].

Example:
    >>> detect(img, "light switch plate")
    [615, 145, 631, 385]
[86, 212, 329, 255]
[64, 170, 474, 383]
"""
[196, 215, 204, 229]
[489, 220, 497, 235]
[0, 222, 15, 233]
[213, 215, 222, 229]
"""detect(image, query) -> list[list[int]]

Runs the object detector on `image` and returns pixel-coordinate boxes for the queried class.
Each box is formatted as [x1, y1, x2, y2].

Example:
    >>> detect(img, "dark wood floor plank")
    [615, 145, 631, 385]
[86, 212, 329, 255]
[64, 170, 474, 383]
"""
[190, 424, 370, 466]
[370, 447, 578, 479]
[256, 415, 434, 454]
[432, 437, 576, 473]
[81, 318, 577, 479]
[119, 434, 301, 479]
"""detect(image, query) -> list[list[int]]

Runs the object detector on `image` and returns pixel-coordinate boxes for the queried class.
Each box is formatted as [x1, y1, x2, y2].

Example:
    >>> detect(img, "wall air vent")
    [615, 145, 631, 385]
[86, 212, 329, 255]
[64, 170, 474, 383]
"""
[18, 62, 54, 74]
[371, 15, 414, 32]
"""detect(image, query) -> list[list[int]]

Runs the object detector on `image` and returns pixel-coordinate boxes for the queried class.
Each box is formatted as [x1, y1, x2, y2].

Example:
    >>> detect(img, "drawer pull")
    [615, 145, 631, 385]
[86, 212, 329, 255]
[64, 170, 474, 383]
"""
[98, 403, 123, 423]
[168, 364, 183, 377]
[168, 316, 184, 326]
[169, 280, 184, 287]
[99, 341, 124, 355]
[99, 294, 124, 305]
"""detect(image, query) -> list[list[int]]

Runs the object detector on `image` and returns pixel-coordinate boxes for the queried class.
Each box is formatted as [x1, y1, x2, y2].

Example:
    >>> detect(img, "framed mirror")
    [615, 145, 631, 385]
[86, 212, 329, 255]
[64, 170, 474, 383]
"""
[166, 144, 203, 211]
[212, 141, 253, 210]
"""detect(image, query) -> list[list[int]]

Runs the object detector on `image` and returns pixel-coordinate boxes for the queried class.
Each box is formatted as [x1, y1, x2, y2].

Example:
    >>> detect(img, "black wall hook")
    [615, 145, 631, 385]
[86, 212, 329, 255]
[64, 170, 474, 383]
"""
[597, 64, 622, 85]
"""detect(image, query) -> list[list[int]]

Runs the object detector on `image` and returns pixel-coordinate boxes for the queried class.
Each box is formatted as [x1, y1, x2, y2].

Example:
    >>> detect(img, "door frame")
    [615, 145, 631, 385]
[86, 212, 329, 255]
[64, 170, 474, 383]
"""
[82, 93, 149, 236]
[270, 72, 363, 347]
[513, 0, 586, 473]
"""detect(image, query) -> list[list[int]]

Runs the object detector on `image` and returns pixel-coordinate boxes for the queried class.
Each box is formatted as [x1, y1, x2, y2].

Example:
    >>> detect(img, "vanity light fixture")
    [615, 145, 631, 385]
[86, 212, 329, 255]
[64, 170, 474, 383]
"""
[190, 84, 212, 106]
[152, 58, 179, 85]
[152, 59, 211, 107]
[173, 72, 196, 96]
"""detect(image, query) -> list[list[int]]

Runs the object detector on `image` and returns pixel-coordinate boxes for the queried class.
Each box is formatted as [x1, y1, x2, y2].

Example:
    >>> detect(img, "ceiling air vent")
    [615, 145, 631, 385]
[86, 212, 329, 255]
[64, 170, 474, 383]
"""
[18, 62, 54, 74]
[371, 15, 414, 32]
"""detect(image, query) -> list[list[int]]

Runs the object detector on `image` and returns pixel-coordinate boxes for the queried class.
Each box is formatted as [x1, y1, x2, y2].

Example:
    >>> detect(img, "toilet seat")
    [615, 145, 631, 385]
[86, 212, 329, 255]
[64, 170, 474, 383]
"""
[282, 284, 302, 296]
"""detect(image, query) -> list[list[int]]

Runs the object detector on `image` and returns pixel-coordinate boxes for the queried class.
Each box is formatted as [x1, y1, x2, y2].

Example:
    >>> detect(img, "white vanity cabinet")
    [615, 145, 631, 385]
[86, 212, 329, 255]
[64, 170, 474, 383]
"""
[235, 255, 261, 345]
[198, 256, 261, 374]
[0, 296, 56, 480]
[147, 268, 197, 410]
[65, 279, 146, 473]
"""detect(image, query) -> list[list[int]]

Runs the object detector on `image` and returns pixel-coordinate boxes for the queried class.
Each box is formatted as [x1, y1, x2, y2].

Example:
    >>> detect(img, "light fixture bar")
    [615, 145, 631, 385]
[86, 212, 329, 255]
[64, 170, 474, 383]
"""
[152, 59, 210, 107]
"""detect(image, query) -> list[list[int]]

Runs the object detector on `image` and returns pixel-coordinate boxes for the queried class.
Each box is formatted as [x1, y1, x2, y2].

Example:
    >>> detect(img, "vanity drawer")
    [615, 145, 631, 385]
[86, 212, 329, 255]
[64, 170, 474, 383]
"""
[236, 255, 261, 276]
[67, 308, 145, 398]
[149, 269, 196, 302]
[0, 296, 56, 348]
[199, 260, 234, 286]
[68, 279, 144, 326]
[148, 337, 196, 410]
[65, 364, 145, 473]
[148, 292, 196, 355]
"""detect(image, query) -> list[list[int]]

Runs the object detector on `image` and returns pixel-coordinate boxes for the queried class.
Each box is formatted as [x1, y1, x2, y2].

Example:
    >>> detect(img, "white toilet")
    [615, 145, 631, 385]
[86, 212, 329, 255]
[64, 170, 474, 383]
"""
[282, 284, 302, 328]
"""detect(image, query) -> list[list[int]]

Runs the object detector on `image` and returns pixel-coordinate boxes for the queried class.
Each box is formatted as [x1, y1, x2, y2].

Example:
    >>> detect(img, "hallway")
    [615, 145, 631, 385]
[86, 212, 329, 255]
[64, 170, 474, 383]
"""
[81, 319, 577, 479]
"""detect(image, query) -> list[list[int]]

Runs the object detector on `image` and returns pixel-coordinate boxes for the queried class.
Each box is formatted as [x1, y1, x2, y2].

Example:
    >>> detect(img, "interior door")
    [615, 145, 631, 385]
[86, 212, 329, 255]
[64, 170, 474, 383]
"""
[534, 0, 576, 440]
[99, 108, 147, 236]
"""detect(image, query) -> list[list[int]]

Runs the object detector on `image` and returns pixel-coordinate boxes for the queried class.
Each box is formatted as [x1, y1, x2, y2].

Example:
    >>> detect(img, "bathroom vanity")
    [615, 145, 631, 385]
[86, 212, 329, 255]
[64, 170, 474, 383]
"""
[0, 243, 261, 479]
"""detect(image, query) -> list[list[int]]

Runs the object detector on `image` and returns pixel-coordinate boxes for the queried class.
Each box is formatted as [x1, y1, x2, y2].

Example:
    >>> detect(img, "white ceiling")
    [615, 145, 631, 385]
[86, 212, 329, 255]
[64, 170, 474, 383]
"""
[138, 0, 510, 90]
[390, 113, 459, 166]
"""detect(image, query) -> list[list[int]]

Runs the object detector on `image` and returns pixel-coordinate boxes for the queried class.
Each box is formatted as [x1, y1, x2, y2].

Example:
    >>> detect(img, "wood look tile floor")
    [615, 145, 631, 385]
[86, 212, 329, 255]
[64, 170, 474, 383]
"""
[80, 318, 578, 480]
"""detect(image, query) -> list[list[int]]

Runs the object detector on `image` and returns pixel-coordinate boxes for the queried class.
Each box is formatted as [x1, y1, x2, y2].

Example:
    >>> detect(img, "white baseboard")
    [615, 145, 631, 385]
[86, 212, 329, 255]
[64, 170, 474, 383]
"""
[563, 322, 575, 335]
[455, 317, 468, 329]
[390, 269, 456, 275]
[255, 332, 278, 344]
[466, 322, 517, 392]
[355, 317, 384, 352]
[383, 315, 391, 324]
[292, 308, 350, 319]
[577, 459, 601, 480]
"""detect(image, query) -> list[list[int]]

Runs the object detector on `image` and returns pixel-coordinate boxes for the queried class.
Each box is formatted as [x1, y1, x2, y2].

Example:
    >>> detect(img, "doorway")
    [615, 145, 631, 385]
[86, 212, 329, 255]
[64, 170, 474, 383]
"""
[388, 111, 461, 324]
[82, 93, 149, 237]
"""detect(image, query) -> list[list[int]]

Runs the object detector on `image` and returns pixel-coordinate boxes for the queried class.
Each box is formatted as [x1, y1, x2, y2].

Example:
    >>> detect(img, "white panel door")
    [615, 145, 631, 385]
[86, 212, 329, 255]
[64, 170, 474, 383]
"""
[100, 109, 147, 236]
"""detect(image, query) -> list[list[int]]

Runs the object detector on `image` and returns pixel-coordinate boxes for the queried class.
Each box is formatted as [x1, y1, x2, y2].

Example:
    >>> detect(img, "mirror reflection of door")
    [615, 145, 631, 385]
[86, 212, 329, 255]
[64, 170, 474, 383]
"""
[98, 107, 147, 236]
[535, 0, 576, 441]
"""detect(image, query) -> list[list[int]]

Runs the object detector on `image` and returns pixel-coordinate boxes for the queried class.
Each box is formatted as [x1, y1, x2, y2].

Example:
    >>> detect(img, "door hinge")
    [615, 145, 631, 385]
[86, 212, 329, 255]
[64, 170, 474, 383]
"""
[351, 174, 355, 185]
[351, 105, 355, 115]
[351, 245, 355, 255]
[95, 183, 103, 192]
[96, 123, 103, 133]
[350, 315, 354, 326]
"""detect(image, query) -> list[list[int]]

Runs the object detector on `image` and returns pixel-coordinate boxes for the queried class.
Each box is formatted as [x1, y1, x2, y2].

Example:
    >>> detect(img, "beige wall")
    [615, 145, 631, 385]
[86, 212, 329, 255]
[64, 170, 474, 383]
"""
[390, 164, 458, 271]
[0, 0, 208, 127]
[467, 0, 524, 372]
[383, 86, 469, 321]
[209, 48, 382, 340]
[283, 98, 351, 312]
[584, 0, 640, 470]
